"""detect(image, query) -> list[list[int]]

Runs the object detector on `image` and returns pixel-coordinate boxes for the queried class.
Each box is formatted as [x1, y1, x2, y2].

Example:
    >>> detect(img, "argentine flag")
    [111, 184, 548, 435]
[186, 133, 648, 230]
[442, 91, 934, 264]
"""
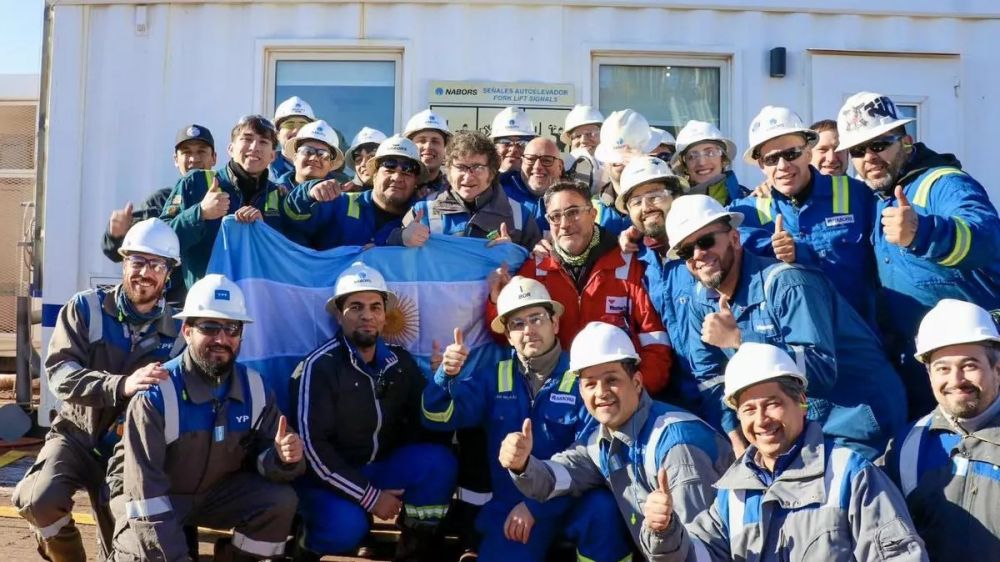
[206, 217, 528, 412]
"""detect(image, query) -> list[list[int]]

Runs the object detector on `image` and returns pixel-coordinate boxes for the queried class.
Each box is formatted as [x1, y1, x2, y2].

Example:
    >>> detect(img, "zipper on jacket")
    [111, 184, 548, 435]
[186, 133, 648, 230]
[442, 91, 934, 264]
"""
[349, 359, 383, 463]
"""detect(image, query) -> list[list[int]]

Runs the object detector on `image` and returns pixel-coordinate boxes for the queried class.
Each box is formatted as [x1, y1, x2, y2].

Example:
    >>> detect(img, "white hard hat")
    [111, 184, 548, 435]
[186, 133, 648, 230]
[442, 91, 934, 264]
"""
[671, 120, 737, 167]
[293, 119, 345, 170]
[326, 261, 398, 316]
[650, 127, 677, 148]
[490, 276, 565, 334]
[118, 218, 181, 264]
[560, 105, 604, 145]
[273, 96, 316, 126]
[836, 92, 915, 152]
[723, 343, 807, 409]
[914, 299, 1000, 362]
[569, 322, 640, 374]
[403, 109, 452, 141]
[490, 107, 537, 140]
[174, 274, 253, 323]
[665, 194, 743, 259]
[345, 127, 388, 171]
[743, 106, 819, 164]
[595, 110, 659, 165]
[364, 134, 430, 183]
[616, 156, 684, 213]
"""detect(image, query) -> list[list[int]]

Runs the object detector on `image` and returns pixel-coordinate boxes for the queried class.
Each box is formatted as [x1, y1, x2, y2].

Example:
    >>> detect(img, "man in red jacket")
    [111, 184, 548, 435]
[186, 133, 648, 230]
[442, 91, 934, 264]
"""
[486, 179, 672, 393]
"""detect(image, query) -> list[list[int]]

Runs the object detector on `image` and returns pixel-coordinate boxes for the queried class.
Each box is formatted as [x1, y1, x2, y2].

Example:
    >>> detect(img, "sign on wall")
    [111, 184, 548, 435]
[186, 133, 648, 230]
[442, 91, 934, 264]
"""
[429, 80, 576, 151]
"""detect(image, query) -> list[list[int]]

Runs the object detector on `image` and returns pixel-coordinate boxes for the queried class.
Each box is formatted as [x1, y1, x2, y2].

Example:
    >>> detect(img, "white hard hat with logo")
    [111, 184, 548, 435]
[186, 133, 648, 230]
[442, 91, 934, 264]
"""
[836, 92, 915, 152]
[174, 274, 253, 323]
[560, 105, 605, 144]
[326, 261, 398, 315]
[650, 127, 677, 148]
[118, 218, 181, 264]
[293, 119, 345, 170]
[569, 322, 640, 374]
[490, 276, 565, 334]
[364, 134, 430, 183]
[665, 194, 743, 259]
[743, 106, 819, 164]
[914, 299, 1000, 363]
[346, 127, 388, 170]
[723, 343, 808, 408]
[595, 109, 659, 165]
[403, 109, 453, 141]
[671, 120, 737, 167]
[273, 96, 316, 126]
[490, 107, 537, 140]
[616, 156, 685, 213]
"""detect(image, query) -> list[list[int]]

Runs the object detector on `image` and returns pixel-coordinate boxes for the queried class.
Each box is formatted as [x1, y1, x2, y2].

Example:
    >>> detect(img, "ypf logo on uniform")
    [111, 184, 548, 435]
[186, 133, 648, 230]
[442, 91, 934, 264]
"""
[214, 289, 231, 301]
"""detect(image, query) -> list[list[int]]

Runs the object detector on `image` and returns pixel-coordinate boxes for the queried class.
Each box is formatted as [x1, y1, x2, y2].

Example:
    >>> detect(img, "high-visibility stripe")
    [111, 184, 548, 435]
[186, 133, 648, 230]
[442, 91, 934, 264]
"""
[638, 331, 668, 347]
[246, 368, 265, 429]
[755, 196, 773, 225]
[822, 446, 855, 508]
[614, 252, 632, 280]
[727, 489, 746, 538]
[404, 503, 449, 520]
[508, 198, 525, 231]
[232, 531, 286, 557]
[282, 197, 310, 221]
[558, 371, 577, 393]
[641, 409, 710, 485]
[346, 193, 362, 219]
[542, 459, 574, 498]
[763, 263, 796, 293]
[265, 190, 280, 213]
[125, 496, 173, 519]
[427, 204, 444, 234]
[82, 292, 103, 343]
[421, 394, 454, 423]
[37, 514, 72, 539]
[953, 456, 970, 477]
[455, 487, 492, 505]
[899, 413, 935, 496]
[831, 176, 850, 215]
[913, 168, 964, 207]
[497, 360, 514, 393]
[696, 374, 726, 393]
[939, 216, 972, 267]
[160, 376, 181, 445]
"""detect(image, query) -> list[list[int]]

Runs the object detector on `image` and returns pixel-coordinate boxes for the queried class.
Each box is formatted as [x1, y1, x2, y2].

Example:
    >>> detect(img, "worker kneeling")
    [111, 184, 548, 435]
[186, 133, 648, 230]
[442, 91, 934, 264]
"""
[422, 278, 632, 561]
[107, 274, 305, 561]
[652, 342, 928, 561]
[290, 262, 457, 560]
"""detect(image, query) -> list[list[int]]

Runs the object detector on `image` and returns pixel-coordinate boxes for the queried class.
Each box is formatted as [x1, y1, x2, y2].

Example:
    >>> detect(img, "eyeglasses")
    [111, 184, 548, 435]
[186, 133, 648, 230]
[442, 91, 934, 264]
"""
[379, 158, 420, 177]
[653, 151, 674, 162]
[847, 134, 904, 158]
[626, 190, 671, 211]
[495, 137, 531, 148]
[682, 146, 723, 163]
[297, 145, 333, 161]
[452, 163, 491, 175]
[545, 205, 591, 225]
[522, 154, 560, 167]
[192, 320, 244, 338]
[124, 255, 170, 274]
[279, 118, 310, 131]
[506, 312, 551, 332]
[759, 146, 807, 167]
[675, 228, 731, 261]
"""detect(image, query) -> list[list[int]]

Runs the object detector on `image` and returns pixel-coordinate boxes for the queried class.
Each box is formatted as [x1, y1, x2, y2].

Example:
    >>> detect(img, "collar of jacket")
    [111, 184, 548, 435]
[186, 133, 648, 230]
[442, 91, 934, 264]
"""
[537, 227, 623, 275]
[337, 330, 399, 377]
[766, 167, 819, 208]
[516, 341, 564, 380]
[106, 284, 179, 338]
[180, 351, 245, 405]
[715, 422, 828, 504]
[929, 401, 1000, 459]
[598, 390, 653, 448]
[227, 160, 270, 199]
[895, 142, 964, 189]
[435, 182, 503, 215]
[501, 170, 541, 201]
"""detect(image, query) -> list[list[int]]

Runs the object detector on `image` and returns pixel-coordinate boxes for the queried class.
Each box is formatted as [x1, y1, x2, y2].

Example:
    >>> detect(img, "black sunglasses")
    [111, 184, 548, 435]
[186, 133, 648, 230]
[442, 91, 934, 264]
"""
[380, 158, 419, 176]
[653, 151, 674, 163]
[192, 320, 244, 338]
[760, 146, 806, 167]
[676, 228, 731, 260]
[848, 134, 904, 158]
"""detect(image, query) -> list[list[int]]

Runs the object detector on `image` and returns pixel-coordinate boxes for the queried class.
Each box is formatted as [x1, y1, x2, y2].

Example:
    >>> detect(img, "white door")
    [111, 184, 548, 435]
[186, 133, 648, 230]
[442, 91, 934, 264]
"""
[809, 53, 961, 153]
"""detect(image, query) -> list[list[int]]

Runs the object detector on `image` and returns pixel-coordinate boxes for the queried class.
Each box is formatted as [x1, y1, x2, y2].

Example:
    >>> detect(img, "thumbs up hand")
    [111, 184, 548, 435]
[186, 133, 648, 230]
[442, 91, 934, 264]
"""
[499, 418, 534, 473]
[771, 214, 796, 264]
[109, 201, 135, 238]
[487, 222, 512, 247]
[701, 297, 741, 349]
[643, 468, 674, 533]
[442, 328, 469, 376]
[200, 176, 230, 220]
[402, 208, 431, 248]
[881, 185, 918, 247]
[274, 415, 303, 464]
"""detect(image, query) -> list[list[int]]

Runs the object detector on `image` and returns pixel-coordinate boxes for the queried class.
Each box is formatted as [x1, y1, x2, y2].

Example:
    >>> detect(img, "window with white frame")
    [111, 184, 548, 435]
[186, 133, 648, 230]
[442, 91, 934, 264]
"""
[895, 103, 919, 140]
[593, 55, 730, 138]
[268, 50, 402, 149]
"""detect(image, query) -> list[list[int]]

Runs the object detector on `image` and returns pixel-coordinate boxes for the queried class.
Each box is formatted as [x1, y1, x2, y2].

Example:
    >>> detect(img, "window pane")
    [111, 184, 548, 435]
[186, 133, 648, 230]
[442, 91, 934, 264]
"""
[598, 64, 720, 137]
[896, 104, 918, 140]
[275, 60, 396, 148]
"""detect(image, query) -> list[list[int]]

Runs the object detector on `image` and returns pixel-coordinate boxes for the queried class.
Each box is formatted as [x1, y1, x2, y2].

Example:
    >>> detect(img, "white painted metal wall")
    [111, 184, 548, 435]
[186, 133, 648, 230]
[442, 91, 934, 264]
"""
[38, 1, 1000, 418]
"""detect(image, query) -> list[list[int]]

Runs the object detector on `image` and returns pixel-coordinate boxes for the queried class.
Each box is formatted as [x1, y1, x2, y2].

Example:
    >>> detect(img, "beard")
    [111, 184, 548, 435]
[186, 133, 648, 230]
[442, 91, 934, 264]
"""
[642, 215, 666, 239]
[347, 328, 379, 350]
[191, 343, 237, 380]
[862, 149, 908, 192]
[123, 275, 164, 308]
[943, 385, 986, 418]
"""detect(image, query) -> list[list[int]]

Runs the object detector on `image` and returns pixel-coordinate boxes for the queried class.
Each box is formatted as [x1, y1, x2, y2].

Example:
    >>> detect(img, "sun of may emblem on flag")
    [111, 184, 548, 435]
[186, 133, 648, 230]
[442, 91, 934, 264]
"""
[383, 292, 419, 347]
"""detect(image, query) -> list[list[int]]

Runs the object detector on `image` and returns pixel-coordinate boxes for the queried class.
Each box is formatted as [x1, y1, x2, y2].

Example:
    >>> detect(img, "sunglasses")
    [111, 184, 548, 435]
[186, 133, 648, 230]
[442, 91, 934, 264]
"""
[848, 134, 904, 158]
[125, 255, 170, 274]
[653, 151, 674, 162]
[496, 137, 531, 148]
[192, 320, 244, 338]
[297, 145, 332, 161]
[379, 158, 420, 177]
[759, 146, 807, 167]
[676, 228, 731, 261]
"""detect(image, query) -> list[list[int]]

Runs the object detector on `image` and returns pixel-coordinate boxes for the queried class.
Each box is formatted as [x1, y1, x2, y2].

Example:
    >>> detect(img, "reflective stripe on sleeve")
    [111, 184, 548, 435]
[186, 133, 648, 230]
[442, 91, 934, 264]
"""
[421, 394, 454, 423]
[232, 531, 286, 557]
[938, 216, 971, 267]
[82, 292, 103, 344]
[542, 459, 573, 498]
[159, 376, 180, 445]
[125, 496, 172, 519]
[638, 331, 668, 347]
[755, 196, 772, 225]
[899, 413, 935, 496]
[246, 368, 265, 429]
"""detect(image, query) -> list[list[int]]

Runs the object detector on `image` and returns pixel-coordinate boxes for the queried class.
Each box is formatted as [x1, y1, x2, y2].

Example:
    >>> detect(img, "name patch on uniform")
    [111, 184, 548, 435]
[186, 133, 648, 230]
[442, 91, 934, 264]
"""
[550, 394, 577, 405]
[606, 296, 628, 314]
[754, 324, 775, 333]
[213, 425, 225, 442]
[824, 214, 855, 227]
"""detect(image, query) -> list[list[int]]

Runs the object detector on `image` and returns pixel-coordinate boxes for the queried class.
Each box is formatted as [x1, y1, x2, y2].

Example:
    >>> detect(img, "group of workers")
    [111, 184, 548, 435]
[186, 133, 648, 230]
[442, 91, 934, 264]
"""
[10, 88, 1000, 562]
